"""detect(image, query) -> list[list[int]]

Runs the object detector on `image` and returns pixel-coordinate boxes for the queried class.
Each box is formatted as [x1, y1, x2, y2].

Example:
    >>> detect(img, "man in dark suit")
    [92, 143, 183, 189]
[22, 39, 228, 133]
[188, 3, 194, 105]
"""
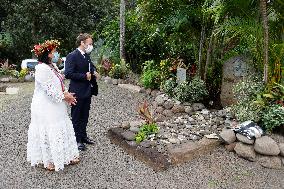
[65, 33, 98, 151]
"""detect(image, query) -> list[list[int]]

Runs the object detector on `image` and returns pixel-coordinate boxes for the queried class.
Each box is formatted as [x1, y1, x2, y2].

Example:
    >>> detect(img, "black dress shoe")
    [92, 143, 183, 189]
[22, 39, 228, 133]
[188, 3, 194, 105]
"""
[82, 137, 95, 145]
[77, 142, 86, 151]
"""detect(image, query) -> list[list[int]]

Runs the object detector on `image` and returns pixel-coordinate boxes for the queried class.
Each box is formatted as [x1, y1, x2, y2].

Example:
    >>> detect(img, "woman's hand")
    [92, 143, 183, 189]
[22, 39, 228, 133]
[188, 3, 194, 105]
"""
[63, 92, 77, 105]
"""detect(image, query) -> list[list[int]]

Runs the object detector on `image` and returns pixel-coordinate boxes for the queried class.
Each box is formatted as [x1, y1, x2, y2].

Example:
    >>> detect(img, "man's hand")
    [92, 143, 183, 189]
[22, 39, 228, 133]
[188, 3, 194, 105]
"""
[94, 71, 101, 80]
[64, 92, 77, 105]
[86, 72, 92, 81]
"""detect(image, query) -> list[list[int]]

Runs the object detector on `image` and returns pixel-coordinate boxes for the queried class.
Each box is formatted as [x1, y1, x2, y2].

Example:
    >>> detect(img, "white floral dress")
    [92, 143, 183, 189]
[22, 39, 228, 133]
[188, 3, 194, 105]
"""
[27, 63, 79, 171]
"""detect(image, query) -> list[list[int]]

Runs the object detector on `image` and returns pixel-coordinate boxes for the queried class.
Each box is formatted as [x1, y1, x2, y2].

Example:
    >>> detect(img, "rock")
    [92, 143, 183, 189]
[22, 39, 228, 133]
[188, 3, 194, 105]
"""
[279, 143, 284, 157]
[172, 104, 185, 113]
[163, 100, 174, 109]
[254, 136, 280, 156]
[220, 56, 253, 107]
[0, 77, 10, 82]
[139, 87, 146, 93]
[219, 129, 236, 144]
[104, 76, 112, 84]
[127, 141, 137, 146]
[187, 117, 195, 122]
[0, 85, 7, 92]
[118, 79, 124, 84]
[146, 88, 152, 95]
[201, 109, 210, 115]
[236, 133, 254, 145]
[130, 120, 145, 128]
[184, 106, 193, 114]
[6, 87, 19, 95]
[140, 140, 151, 148]
[163, 110, 174, 117]
[129, 126, 140, 133]
[259, 156, 282, 169]
[234, 142, 256, 161]
[112, 79, 118, 85]
[168, 138, 180, 144]
[225, 142, 237, 152]
[122, 131, 136, 141]
[9, 78, 18, 83]
[155, 95, 165, 106]
[151, 89, 159, 97]
[154, 114, 166, 122]
[155, 106, 165, 114]
[121, 121, 130, 129]
[192, 103, 205, 111]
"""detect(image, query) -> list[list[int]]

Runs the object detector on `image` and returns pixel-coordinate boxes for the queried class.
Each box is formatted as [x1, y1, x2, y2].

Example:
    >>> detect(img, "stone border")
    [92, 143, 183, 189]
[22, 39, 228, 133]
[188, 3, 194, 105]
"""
[108, 127, 221, 171]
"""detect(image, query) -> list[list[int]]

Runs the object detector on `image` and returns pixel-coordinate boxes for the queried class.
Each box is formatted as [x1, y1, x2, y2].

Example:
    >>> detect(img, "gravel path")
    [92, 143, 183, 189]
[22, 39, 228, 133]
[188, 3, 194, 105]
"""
[0, 82, 283, 189]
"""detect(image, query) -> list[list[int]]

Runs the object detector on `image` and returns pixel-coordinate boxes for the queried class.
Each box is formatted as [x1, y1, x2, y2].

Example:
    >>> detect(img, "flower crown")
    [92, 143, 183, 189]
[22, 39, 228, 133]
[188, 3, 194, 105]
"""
[32, 40, 60, 57]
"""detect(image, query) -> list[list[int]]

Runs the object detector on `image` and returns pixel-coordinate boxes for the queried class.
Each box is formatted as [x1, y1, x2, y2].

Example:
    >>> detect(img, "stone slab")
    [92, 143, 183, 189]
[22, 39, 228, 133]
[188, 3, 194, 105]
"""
[118, 84, 141, 93]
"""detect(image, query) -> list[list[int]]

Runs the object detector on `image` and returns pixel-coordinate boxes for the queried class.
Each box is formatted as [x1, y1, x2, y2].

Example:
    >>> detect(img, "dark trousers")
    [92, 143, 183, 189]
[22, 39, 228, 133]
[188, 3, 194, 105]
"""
[71, 97, 91, 142]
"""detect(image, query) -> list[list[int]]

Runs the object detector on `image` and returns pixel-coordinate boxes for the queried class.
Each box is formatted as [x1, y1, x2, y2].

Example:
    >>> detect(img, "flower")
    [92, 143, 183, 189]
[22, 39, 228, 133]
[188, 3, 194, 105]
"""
[31, 40, 60, 57]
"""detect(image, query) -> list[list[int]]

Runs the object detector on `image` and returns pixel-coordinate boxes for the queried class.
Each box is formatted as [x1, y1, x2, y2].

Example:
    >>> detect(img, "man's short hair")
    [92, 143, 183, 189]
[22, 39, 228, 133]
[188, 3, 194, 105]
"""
[76, 33, 92, 46]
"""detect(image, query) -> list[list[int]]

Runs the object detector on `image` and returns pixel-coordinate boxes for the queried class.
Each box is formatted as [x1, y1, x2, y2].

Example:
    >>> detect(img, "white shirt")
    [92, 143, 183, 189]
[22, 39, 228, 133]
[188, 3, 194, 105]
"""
[77, 48, 85, 58]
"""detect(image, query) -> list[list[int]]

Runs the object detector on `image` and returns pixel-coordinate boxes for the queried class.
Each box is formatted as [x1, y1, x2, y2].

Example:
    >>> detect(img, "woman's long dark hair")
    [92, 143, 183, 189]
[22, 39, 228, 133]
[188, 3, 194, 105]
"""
[37, 51, 51, 64]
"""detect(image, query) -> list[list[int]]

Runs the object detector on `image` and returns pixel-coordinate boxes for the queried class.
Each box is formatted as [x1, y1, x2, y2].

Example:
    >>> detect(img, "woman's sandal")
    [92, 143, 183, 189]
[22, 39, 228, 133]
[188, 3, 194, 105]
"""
[70, 158, 80, 165]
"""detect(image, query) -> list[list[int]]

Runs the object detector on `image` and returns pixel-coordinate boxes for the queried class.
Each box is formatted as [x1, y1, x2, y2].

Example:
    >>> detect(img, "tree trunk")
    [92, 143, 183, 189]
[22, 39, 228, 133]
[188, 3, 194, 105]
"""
[120, 0, 126, 61]
[203, 31, 214, 81]
[260, 0, 269, 84]
[198, 25, 206, 77]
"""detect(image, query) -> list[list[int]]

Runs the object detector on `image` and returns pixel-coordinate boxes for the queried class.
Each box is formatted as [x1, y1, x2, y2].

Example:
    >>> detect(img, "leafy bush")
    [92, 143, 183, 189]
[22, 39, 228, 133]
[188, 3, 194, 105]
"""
[140, 69, 161, 89]
[135, 123, 159, 143]
[174, 81, 189, 102]
[109, 59, 129, 79]
[162, 78, 177, 97]
[173, 77, 208, 103]
[231, 76, 265, 122]
[0, 62, 17, 77]
[186, 77, 208, 102]
[19, 68, 28, 79]
[261, 104, 284, 132]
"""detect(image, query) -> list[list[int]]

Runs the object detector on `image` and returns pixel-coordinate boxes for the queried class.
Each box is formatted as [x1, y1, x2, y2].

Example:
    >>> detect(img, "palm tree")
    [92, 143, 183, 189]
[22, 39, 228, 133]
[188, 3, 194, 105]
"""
[120, 0, 126, 60]
[259, 0, 269, 83]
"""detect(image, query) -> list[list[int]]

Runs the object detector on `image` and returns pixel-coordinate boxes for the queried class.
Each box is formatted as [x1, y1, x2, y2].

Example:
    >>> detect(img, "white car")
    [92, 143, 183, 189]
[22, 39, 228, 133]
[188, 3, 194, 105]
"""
[21, 59, 38, 70]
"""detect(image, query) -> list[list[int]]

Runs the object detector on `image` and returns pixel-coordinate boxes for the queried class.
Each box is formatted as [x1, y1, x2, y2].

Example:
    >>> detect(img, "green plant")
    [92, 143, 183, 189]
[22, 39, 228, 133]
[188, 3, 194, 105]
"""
[162, 78, 177, 97]
[19, 68, 28, 79]
[135, 123, 159, 143]
[173, 77, 208, 103]
[140, 69, 161, 89]
[109, 59, 129, 79]
[174, 81, 189, 102]
[0, 62, 17, 77]
[186, 77, 208, 102]
[231, 76, 265, 122]
[261, 104, 284, 132]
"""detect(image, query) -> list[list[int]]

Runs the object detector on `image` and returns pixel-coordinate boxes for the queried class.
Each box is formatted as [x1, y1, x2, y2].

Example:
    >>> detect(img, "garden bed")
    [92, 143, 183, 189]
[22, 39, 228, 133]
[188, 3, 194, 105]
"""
[108, 127, 220, 171]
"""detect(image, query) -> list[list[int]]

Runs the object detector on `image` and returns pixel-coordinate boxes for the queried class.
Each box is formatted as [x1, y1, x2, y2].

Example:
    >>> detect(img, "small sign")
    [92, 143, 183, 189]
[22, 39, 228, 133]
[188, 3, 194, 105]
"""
[176, 68, 186, 84]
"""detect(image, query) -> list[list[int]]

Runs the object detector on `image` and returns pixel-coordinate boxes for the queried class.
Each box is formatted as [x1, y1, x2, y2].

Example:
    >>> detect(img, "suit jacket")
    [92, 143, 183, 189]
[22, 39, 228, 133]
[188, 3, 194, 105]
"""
[65, 49, 97, 99]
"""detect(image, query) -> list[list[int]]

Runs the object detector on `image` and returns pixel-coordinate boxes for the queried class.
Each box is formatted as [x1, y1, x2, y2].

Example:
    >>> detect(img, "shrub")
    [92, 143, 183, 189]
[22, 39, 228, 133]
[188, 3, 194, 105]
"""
[174, 81, 189, 102]
[173, 77, 208, 103]
[261, 104, 284, 132]
[19, 68, 28, 78]
[162, 78, 177, 97]
[231, 76, 265, 122]
[140, 69, 161, 89]
[135, 123, 159, 143]
[109, 59, 129, 79]
[186, 77, 208, 102]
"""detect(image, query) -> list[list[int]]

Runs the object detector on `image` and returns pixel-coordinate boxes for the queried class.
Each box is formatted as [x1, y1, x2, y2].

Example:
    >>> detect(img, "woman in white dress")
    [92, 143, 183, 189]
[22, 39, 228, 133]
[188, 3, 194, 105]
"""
[27, 40, 79, 171]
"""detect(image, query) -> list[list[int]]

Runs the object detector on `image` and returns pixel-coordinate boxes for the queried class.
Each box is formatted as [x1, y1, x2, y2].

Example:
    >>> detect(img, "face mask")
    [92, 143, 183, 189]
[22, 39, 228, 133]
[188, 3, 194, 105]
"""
[85, 44, 93, 54]
[52, 51, 60, 63]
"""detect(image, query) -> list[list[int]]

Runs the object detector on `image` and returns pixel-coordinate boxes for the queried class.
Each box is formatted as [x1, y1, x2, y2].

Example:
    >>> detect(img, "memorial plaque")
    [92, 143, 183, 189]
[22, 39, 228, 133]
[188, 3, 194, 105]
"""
[176, 68, 187, 84]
